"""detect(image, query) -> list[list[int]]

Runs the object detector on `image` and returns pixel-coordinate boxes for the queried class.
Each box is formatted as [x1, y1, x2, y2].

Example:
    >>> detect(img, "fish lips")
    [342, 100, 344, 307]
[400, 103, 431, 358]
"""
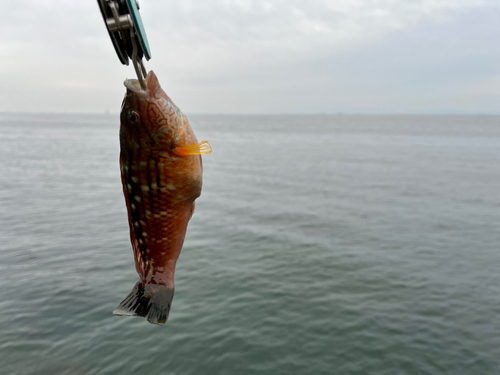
[123, 70, 160, 98]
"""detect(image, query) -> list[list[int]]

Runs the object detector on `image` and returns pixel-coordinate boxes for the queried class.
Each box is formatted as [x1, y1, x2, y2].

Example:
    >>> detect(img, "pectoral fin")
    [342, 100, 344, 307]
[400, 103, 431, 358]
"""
[174, 141, 212, 156]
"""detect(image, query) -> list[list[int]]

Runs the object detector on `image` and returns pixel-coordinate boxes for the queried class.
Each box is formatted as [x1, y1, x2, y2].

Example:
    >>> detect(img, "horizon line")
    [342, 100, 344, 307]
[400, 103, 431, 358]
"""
[1, 111, 500, 116]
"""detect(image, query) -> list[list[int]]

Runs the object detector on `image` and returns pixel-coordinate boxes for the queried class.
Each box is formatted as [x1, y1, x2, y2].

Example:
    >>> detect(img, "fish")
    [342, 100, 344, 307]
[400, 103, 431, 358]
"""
[113, 70, 211, 325]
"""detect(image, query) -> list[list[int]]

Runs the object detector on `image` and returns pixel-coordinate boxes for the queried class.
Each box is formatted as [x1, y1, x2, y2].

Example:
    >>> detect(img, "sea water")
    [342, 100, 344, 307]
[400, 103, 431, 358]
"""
[0, 113, 499, 374]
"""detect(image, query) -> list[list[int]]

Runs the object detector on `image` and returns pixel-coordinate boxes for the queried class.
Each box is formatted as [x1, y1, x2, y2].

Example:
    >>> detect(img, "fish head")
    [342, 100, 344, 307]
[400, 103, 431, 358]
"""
[120, 71, 181, 150]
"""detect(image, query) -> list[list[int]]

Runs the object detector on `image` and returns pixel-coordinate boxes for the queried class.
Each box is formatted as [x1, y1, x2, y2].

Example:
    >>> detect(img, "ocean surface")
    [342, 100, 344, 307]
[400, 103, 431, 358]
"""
[0, 113, 499, 375]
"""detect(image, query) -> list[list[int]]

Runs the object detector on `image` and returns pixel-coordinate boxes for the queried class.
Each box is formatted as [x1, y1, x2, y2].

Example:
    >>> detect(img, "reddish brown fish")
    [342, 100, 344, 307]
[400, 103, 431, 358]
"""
[113, 71, 211, 325]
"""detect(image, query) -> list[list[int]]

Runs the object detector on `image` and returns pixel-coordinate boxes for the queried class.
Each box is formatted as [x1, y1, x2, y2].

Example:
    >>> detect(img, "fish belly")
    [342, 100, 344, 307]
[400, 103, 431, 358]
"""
[114, 149, 196, 325]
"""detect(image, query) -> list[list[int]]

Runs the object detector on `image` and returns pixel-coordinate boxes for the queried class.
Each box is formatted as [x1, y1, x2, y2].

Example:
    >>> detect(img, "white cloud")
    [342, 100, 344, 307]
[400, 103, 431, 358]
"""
[0, 0, 499, 113]
[464, 76, 500, 96]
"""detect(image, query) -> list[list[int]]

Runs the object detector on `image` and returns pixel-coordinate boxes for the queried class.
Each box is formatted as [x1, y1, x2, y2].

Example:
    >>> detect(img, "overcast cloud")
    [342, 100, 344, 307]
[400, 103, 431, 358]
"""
[1, 0, 499, 113]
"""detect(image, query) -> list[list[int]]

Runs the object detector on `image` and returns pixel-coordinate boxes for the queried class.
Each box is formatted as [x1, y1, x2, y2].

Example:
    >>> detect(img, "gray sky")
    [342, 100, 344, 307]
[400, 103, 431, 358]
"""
[1, 0, 499, 114]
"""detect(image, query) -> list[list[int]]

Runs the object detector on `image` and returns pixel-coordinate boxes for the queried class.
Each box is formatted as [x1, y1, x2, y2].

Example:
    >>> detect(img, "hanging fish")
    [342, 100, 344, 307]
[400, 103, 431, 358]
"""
[113, 71, 211, 325]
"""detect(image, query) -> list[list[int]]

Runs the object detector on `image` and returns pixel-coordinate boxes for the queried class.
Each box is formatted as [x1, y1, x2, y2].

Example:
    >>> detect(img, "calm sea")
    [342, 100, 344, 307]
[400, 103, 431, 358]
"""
[0, 113, 499, 375]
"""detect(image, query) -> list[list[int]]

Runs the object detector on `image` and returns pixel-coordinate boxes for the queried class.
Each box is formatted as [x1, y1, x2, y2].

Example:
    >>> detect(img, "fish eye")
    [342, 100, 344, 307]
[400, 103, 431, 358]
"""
[128, 111, 140, 124]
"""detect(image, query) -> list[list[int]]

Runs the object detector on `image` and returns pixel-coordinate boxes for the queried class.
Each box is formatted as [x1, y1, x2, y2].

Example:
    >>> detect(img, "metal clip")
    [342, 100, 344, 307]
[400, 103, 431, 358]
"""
[97, 0, 151, 90]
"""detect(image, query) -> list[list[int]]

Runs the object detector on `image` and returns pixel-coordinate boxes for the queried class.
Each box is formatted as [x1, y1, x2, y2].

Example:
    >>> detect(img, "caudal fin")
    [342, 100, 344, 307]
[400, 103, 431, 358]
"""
[113, 281, 174, 326]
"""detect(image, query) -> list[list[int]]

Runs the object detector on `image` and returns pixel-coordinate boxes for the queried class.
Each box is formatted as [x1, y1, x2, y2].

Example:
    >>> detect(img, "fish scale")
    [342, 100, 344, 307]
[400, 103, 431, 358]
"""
[125, 155, 175, 268]
[113, 71, 211, 325]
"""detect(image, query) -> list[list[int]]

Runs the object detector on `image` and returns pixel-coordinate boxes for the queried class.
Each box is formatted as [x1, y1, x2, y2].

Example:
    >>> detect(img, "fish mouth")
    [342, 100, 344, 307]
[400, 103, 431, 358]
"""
[123, 71, 159, 98]
[123, 78, 148, 98]
[124, 78, 143, 92]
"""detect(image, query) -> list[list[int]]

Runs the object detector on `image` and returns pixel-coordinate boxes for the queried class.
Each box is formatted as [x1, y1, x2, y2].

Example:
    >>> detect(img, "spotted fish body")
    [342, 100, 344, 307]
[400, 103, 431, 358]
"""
[113, 71, 209, 325]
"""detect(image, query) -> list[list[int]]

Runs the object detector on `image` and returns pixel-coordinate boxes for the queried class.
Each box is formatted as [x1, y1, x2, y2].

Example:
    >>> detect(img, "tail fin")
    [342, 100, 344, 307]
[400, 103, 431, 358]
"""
[113, 281, 174, 326]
